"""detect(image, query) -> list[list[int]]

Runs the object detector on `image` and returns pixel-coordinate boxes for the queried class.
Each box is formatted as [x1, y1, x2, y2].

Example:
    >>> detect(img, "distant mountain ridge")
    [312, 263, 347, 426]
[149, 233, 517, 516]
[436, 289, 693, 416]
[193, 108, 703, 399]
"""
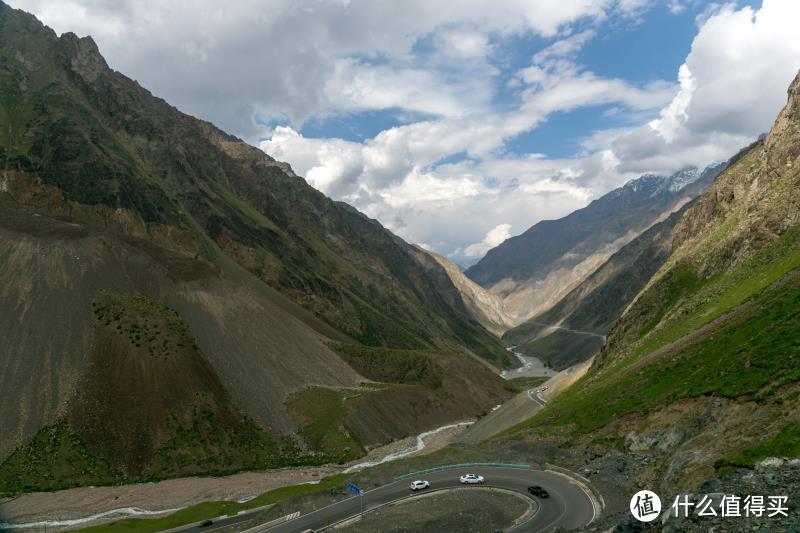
[464, 163, 726, 324]
[503, 201, 692, 369]
[612, 167, 704, 198]
[502, 141, 766, 370]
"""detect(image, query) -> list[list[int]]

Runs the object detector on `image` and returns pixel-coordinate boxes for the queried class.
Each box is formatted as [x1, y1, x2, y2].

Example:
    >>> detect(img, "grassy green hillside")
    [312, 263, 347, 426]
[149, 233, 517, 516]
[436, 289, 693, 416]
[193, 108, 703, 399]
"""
[505, 71, 800, 489]
[526, 248, 800, 436]
[286, 344, 516, 453]
[331, 343, 444, 388]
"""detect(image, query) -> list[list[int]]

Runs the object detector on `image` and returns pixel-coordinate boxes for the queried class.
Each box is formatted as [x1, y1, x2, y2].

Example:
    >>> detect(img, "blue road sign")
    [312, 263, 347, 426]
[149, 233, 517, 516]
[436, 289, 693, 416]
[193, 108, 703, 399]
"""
[347, 482, 362, 496]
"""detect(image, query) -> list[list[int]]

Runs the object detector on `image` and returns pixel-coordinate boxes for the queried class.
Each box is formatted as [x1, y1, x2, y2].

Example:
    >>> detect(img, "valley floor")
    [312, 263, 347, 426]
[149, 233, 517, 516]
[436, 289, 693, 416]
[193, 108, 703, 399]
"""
[499, 348, 557, 380]
[0, 421, 468, 530]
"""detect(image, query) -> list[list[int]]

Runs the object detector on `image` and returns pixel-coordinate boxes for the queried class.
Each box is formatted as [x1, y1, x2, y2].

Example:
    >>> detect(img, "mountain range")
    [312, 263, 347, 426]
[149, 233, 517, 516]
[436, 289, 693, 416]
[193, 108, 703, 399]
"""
[465, 164, 726, 326]
[500, 155, 768, 369]
[0, 2, 513, 492]
[2, 3, 799, 526]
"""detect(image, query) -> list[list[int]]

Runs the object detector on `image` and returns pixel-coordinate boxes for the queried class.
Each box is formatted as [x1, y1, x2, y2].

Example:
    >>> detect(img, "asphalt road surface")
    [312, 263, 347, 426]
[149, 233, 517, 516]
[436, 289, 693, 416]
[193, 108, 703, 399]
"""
[527, 388, 548, 407]
[188, 466, 597, 533]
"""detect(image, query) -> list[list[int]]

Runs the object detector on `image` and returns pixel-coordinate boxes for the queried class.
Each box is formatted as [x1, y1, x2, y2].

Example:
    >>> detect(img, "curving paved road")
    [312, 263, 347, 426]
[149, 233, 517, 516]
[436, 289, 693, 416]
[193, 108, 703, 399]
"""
[527, 389, 547, 407]
[214, 466, 597, 533]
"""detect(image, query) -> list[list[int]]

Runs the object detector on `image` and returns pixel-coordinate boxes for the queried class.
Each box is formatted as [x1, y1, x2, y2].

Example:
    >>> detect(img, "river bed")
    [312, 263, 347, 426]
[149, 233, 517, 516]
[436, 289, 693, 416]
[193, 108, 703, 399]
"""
[0, 420, 474, 530]
[500, 347, 557, 379]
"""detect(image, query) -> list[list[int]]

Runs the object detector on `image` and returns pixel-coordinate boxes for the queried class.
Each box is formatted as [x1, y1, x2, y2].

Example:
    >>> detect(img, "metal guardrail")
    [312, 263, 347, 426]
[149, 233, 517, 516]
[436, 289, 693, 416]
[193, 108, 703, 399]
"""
[394, 462, 531, 480]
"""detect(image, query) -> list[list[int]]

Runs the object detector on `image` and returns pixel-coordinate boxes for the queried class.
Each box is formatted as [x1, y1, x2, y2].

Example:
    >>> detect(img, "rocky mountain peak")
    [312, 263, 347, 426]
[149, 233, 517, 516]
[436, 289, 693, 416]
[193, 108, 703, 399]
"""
[789, 69, 800, 99]
[765, 69, 800, 165]
[59, 32, 108, 84]
[614, 167, 700, 199]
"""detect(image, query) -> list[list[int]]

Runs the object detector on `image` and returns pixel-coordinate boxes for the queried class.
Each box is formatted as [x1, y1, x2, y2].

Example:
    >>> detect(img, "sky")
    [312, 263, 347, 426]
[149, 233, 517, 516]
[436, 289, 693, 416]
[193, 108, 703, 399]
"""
[11, 0, 800, 266]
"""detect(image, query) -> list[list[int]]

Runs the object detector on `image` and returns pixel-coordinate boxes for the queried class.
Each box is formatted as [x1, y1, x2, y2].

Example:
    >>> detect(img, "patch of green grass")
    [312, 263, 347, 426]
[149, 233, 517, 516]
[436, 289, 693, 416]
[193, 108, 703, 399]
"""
[75, 474, 351, 533]
[242, 473, 350, 508]
[147, 410, 288, 478]
[97, 292, 177, 317]
[515, 264, 800, 437]
[286, 387, 366, 463]
[615, 224, 800, 372]
[0, 412, 319, 496]
[0, 409, 334, 496]
[92, 291, 196, 357]
[330, 343, 443, 388]
[506, 376, 549, 390]
[0, 421, 126, 495]
[76, 502, 244, 533]
[716, 421, 800, 469]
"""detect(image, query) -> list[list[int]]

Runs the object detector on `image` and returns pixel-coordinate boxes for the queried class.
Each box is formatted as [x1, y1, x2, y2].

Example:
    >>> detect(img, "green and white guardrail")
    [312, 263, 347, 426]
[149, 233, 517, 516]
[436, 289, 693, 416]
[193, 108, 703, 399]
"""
[394, 463, 532, 480]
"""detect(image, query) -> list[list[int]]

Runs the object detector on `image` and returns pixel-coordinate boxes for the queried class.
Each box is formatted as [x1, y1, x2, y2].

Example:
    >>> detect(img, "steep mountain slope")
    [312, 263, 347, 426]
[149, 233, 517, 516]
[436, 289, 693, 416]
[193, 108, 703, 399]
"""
[465, 164, 725, 323]
[0, 198, 365, 489]
[420, 247, 514, 336]
[0, 2, 509, 367]
[508, 70, 800, 495]
[0, 3, 513, 492]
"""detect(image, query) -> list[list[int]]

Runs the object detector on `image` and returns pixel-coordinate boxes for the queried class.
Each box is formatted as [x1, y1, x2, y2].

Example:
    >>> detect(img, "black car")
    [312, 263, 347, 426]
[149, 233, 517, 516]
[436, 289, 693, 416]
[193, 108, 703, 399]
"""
[199, 520, 214, 527]
[528, 485, 550, 498]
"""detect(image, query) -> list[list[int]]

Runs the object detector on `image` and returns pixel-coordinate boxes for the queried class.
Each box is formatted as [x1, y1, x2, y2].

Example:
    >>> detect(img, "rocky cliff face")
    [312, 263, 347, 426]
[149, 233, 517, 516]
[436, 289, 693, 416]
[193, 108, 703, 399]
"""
[465, 165, 725, 325]
[420, 247, 514, 336]
[667, 77, 800, 272]
[603, 71, 800, 366]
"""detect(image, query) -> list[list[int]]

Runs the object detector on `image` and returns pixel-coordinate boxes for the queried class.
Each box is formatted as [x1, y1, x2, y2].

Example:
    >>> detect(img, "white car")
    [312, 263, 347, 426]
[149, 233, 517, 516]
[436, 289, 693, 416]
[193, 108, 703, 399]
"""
[410, 480, 430, 491]
[459, 474, 485, 484]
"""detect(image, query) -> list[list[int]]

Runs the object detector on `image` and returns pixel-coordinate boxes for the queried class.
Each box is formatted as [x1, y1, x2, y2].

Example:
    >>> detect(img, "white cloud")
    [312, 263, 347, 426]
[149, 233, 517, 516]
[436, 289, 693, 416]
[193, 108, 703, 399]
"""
[617, 0, 653, 13]
[9, 0, 617, 134]
[256, 10, 679, 264]
[11, 0, 800, 266]
[610, 0, 800, 175]
[514, 29, 677, 130]
[324, 59, 490, 120]
[262, 125, 604, 265]
[667, 1, 687, 15]
[519, 70, 675, 115]
[463, 224, 513, 258]
[262, 0, 800, 265]
[683, 1, 800, 136]
[435, 28, 492, 60]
